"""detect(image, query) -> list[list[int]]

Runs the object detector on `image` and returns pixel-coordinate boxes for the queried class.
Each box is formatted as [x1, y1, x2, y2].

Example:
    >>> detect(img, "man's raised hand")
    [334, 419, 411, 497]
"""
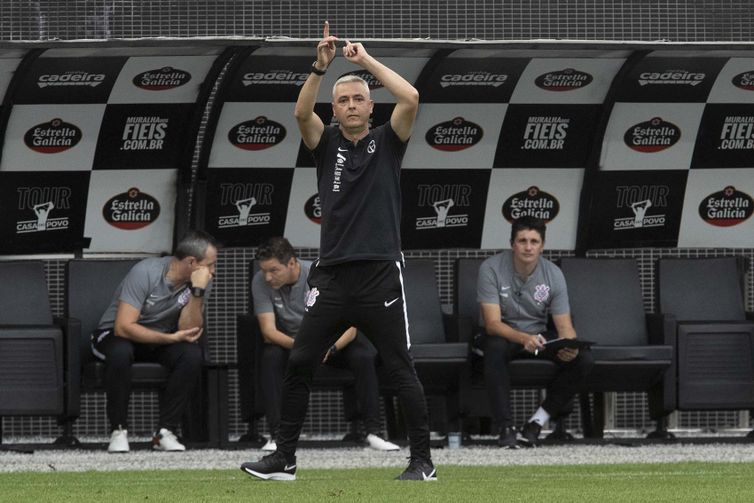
[343, 39, 368, 65]
[316, 20, 337, 69]
[190, 265, 212, 290]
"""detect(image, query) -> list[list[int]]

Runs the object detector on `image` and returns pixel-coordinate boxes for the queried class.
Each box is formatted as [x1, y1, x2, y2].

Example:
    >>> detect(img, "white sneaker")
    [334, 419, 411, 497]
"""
[108, 427, 129, 453]
[152, 428, 186, 451]
[261, 438, 277, 451]
[366, 433, 400, 451]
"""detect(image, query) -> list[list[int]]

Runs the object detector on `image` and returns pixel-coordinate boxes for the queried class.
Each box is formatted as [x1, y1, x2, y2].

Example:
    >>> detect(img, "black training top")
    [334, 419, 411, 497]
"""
[311, 123, 406, 266]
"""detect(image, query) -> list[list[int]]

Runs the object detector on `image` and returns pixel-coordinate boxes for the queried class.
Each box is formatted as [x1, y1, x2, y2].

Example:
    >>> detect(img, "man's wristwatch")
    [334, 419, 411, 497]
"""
[191, 287, 205, 298]
[311, 62, 327, 76]
[328, 344, 338, 356]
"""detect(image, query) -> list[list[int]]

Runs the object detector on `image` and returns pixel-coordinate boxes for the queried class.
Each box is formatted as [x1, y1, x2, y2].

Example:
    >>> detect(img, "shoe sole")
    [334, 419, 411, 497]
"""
[516, 435, 538, 447]
[397, 474, 438, 481]
[152, 446, 186, 451]
[241, 465, 296, 481]
[368, 445, 400, 451]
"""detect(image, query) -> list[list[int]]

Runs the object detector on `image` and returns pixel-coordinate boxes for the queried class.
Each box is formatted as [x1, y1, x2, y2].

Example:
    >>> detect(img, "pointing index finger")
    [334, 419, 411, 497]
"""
[323, 20, 329, 38]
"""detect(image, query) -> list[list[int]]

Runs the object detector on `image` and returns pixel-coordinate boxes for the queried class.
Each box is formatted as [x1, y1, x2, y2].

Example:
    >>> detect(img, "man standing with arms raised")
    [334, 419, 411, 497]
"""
[241, 21, 435, 481]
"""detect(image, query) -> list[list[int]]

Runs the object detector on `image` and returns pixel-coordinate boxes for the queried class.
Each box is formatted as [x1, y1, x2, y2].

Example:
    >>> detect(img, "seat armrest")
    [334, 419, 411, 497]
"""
[646, 312, 677, 418]
[647, 312, 676, 346]
[442, 313, 473, 343]
[55, 316, 82, 420]
[236, 313, 264, 422]
[198, 330, 213, 364]
[236, 313, 262, 362]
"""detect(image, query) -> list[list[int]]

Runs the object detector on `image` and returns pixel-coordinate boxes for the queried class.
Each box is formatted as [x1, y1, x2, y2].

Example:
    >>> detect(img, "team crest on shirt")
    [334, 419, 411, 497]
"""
[305, 287, 320, 309]
[533, 284, 550, 303]
[178, 288, 192, 306]
[367, 139, 376, 153]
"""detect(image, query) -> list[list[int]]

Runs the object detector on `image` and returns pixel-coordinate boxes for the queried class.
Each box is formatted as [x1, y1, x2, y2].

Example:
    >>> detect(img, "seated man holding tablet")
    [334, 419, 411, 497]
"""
[477, 216, 594, 448]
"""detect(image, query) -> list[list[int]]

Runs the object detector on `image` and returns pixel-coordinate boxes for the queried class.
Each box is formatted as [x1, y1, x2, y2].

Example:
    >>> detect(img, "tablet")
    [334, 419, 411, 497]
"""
[539, 338, 594, 354]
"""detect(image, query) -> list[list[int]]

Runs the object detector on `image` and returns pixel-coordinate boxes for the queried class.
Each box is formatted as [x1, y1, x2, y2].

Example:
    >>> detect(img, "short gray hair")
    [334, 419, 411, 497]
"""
[174, 230, 218, 260]
[332, 74, 370, 99]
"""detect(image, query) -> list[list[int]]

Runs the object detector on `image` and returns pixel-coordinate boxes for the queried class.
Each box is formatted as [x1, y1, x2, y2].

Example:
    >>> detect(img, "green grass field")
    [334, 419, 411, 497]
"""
[2, 462, 753, 502]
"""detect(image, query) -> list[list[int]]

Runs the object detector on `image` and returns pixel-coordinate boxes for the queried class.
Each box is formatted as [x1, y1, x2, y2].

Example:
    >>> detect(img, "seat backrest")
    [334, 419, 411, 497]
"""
[560, 258, 649, 346]
[0, 261, 53, 325]
[66, 259, 139, 364]
[454, 258, 484, 326]
[658, 257, 746, 321]
[403, 259, 446, 344]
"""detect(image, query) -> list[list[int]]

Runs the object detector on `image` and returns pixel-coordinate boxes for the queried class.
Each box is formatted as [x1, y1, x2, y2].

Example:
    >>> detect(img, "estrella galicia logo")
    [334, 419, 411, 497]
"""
[534, 68, 593, 91]
[304, 194, 322, 224]
[132, 67, 191, 91]
[103, 187, 161, 230]
[24, 118, 82, 154]
[502, 186, 559, 223]
[229, 116, 286, 151]
[340, 70, 383, 91]
[732, 71, 754, 91]
[698, 186, 753, 227]
[426, 117, 483, 152]
[624, 117, 681, 153]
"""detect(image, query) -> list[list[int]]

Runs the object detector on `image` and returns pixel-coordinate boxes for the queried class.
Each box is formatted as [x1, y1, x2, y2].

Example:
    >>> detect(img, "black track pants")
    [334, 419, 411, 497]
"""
[276, 260, 431, 461]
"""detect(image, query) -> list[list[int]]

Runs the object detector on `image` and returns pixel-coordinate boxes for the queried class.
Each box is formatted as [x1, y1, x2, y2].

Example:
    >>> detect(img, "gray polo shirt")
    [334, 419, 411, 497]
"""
[97, 256, 212, 333]
[476, 250, 569, 335]
[251, 259, 311, 338]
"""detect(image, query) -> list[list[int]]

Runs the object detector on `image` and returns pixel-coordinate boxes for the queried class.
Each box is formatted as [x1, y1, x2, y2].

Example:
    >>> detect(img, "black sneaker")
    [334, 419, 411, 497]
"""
[517, 421, 542, 447]
[497, 426, 520, 449]
[240, 451, 297, 481]
[396, 457, 437, 481]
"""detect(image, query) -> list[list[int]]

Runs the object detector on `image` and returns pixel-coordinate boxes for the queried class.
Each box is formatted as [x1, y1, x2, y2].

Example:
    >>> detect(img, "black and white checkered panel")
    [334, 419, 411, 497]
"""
[203, 48, 628, 252]
[591, 51, 754, 249]
[203, 47, 301, 247]
[406, 50, 627, 251]
[0, 47, 223, 254]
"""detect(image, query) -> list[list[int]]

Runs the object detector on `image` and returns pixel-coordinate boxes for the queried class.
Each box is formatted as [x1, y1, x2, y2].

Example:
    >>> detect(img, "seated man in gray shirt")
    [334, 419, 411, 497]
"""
[91, 230, 217, 453]
[251, 236, 398, 452]
[477, 216, 593, 448]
